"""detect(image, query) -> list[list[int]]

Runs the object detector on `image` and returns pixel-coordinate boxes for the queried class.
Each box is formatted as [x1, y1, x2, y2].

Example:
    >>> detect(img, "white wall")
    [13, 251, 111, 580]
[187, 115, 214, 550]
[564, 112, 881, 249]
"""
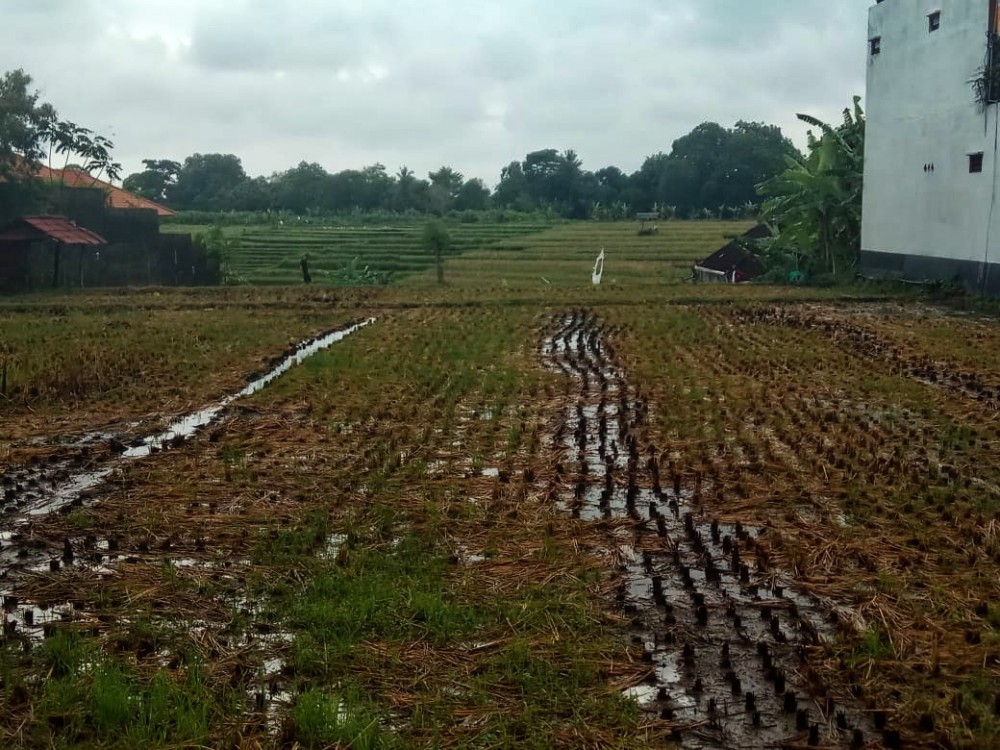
[863, 0, 1000, 269]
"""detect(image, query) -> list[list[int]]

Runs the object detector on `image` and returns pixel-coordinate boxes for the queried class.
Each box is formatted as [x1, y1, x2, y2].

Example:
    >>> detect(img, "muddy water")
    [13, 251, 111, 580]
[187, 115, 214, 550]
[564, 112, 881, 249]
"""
[2, 318, 374, 515]
[125, 318, 375, 458]
[0, 318, 375, 634]
[544, 311, 891, 750]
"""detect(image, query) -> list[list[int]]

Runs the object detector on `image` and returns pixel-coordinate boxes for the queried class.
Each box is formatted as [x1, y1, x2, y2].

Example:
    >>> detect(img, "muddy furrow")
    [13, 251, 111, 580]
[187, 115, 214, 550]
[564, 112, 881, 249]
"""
[735, 306, 1000, 410]
[0, 318, 375, 611]
[544, 311, 893, 750]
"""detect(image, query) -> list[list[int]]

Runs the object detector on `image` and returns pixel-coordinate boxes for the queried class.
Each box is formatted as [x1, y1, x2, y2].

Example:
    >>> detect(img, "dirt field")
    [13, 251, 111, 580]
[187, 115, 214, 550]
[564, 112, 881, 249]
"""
[1, 236, 998, 748]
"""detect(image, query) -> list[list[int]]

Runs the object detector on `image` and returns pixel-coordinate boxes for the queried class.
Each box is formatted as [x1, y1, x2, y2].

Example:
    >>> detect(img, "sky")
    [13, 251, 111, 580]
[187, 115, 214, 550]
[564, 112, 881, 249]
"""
[1, 0, 873, 186]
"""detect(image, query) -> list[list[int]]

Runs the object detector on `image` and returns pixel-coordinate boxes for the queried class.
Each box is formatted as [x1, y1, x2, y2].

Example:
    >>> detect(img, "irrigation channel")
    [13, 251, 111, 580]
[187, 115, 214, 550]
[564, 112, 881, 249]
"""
[0, 318, 375, 639]
[544, 311, 894, 750]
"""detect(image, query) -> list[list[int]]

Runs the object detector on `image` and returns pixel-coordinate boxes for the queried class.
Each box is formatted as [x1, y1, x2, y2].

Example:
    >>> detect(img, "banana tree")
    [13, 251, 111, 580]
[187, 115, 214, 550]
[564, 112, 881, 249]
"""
[758, 97, 864, 277]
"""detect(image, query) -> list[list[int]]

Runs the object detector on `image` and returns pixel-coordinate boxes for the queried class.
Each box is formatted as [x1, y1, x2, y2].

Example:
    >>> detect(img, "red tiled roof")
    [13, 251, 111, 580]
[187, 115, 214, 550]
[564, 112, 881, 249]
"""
[0, 216, 106, 245]
[36, 165, 176, 218]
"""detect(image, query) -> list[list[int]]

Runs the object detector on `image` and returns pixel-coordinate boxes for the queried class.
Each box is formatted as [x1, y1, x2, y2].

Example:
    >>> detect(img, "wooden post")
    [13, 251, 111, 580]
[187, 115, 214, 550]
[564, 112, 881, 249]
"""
[51, 242, 60, 288]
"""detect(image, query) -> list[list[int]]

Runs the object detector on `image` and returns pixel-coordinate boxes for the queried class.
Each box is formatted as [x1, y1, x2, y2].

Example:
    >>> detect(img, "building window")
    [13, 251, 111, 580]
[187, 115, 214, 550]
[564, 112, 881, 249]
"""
[929, 11, 941, 32]
[870, 36, 881, 56]
[970, 152, 985, 173]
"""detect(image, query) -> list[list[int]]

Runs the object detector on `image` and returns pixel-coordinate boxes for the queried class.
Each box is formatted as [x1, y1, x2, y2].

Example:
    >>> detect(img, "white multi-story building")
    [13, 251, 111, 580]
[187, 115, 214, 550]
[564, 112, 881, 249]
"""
[863, 0, 1000, 294]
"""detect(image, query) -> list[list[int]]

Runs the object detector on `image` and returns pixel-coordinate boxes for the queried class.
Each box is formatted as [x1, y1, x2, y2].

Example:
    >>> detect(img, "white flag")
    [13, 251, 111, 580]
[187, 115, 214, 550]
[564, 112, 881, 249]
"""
[592, 249, 606, 286]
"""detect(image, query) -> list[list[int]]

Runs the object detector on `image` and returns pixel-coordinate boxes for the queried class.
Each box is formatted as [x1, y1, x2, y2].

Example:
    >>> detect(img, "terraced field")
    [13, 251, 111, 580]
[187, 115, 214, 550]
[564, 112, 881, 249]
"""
[166, 222, 555, 285]
[426, 221, 754, 287]
[164, 220, 753, 288]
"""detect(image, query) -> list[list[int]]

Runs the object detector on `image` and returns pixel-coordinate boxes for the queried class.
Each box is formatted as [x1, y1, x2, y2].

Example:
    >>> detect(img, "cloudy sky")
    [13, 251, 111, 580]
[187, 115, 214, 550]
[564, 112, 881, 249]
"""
[1, 0, 872, 185]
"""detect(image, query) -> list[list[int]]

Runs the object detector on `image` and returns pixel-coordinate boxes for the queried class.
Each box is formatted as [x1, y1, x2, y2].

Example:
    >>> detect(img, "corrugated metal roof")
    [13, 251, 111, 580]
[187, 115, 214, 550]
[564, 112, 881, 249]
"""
[695, 225, 769, 277]
[0, 216, 106, 245]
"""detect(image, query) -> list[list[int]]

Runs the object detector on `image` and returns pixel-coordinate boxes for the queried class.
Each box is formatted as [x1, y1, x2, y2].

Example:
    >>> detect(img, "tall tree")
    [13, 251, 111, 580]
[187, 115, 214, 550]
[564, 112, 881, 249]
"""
[167, 153, 247, 211]
[123, 159, 181, 203]
[495, 149, 597, 216]
[428, 166, 464, 214]
[320, 165, 396, 213]
[637, 122, 799, 218]
[552, 149, 591, 217]
[327, 169, 366, 213]
[0, 69, 55, 181]
[494, 161, 530, 210]
[658, 122, 729, 216]
[358, 163, 393, 211]
[229, 176, 273, 211]
[454, 178, 491, 211]
[522, 149, 563, 205]
[272, 161, 330, 213]
[631, 153, 670, 212]
[392, 166, 426, 212]
[719, 121, 800, 208]
[594, 166, 629, 205]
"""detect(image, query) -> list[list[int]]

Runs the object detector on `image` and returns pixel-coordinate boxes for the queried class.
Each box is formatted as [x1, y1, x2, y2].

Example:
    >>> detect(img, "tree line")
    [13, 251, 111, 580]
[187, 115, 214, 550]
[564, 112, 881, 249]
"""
[0, 67, 801, 222]
[122, 121, 801, 220]
[1, 67, 865, 280]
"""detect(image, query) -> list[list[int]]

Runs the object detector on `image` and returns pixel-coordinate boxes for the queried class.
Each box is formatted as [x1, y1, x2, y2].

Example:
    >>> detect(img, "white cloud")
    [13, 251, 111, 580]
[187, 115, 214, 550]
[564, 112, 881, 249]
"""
[0, 0, 873, 184]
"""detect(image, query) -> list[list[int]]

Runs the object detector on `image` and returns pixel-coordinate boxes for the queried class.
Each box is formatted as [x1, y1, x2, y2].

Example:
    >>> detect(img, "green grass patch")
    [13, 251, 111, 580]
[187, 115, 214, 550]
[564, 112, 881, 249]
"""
[2, 630, 241, 749]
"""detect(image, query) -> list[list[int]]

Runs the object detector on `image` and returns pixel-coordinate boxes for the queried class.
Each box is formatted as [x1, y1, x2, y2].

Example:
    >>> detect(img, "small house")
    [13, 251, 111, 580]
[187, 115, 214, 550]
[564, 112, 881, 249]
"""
[0, 168, 218, 291]
[0, 216, 106, 290]
[693, 225, 769, 284]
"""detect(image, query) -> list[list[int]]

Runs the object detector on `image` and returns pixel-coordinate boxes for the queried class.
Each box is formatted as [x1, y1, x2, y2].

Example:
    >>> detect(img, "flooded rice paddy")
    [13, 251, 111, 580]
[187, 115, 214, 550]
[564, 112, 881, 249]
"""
[544, 310, 891, 749]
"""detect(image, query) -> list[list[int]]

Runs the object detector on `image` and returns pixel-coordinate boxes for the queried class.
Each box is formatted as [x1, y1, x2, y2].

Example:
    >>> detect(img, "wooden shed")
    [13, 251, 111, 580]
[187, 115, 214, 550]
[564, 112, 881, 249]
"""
[0, 216, 106, 291]
[693, 225, 769, 284]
